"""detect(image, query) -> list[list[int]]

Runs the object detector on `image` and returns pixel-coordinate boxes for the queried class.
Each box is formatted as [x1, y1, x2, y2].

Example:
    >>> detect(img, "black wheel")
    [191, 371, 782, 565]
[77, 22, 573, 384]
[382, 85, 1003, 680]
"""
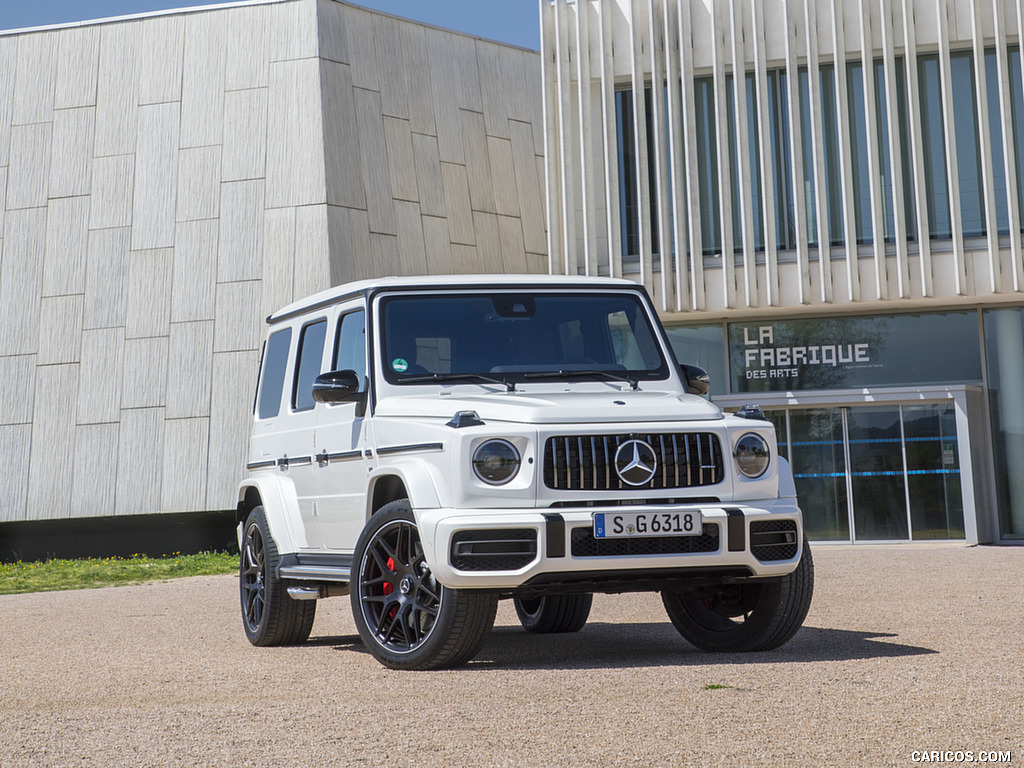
[351, 500, 498, 670]
[240, 506, 316, 646]
[513, 594, 593, 633]
[662, 542, 814, 652]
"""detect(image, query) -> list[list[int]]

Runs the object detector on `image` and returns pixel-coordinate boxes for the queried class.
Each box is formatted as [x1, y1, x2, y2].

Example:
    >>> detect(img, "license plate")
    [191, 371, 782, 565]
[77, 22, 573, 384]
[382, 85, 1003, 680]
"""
[594, 511, 702, 538]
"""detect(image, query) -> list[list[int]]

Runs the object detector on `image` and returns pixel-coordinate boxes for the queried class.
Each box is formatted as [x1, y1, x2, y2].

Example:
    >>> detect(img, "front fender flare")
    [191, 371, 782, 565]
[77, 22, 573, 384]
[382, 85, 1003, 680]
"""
[368, 457, 443, 519]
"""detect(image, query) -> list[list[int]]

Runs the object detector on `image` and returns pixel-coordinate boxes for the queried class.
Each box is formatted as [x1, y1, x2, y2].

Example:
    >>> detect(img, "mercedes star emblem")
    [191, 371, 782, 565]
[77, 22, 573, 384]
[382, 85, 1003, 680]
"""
[614, 439, 658, 486]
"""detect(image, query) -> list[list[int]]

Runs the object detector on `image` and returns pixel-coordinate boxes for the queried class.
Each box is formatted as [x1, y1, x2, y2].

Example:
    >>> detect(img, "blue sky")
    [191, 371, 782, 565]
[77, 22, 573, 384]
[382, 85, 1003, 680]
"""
[0, 0, 542, 50]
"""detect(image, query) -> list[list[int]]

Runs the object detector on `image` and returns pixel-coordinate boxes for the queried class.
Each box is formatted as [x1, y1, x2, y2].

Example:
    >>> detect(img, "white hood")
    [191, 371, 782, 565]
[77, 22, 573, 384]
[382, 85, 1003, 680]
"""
[374, 388, 723, 425]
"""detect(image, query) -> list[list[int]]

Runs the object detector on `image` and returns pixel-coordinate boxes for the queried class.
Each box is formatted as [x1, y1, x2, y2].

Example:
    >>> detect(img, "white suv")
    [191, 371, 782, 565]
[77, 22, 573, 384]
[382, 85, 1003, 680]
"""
[237, 275, 812, 669]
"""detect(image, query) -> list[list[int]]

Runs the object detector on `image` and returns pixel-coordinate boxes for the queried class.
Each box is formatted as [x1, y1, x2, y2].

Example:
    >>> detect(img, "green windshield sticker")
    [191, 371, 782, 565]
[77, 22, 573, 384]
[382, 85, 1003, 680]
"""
[392, 358, 409, 372]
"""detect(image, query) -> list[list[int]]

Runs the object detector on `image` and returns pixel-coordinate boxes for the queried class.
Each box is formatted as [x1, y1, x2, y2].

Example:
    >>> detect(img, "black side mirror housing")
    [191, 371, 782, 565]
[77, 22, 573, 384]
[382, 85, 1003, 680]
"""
[680, 364, 710, 397]
[312, 370, 363, 404]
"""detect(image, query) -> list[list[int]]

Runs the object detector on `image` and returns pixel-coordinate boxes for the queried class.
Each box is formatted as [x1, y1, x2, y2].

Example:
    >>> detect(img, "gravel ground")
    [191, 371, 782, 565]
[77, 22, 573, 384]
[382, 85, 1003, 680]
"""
[1, 544, 1021, 768]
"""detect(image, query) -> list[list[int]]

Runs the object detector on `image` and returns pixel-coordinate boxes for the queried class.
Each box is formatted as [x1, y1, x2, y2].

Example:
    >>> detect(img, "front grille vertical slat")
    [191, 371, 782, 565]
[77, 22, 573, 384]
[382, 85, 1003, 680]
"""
[543, 433, 724, 491]
[577, 437, 585, 490]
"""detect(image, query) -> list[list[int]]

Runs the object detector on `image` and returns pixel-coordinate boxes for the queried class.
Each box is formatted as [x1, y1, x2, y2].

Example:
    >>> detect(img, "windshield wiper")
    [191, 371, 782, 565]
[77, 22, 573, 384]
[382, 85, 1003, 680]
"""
[399, 372, 517, 392]
[523, 369, 639, 390]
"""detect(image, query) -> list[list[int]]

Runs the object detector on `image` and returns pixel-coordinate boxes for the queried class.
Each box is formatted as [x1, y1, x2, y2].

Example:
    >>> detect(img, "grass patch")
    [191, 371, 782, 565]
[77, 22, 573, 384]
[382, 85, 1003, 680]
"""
[702, 683, 738, 691]
[0, 551, 238, 595]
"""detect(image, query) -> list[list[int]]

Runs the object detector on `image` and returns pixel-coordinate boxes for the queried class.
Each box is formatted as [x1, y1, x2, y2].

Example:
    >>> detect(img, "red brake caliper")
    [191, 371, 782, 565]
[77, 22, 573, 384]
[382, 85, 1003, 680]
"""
[382, 557, 398, 620]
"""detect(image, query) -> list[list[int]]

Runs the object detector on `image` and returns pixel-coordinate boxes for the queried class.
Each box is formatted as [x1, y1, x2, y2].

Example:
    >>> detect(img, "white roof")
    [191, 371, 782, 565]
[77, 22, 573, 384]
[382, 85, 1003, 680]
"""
[267, 273, 641, 323]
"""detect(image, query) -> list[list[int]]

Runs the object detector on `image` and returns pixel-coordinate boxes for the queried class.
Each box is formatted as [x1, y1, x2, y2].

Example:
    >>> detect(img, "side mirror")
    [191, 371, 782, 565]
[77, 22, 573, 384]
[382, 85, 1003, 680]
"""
[312, 370, 363, 404]
[680, 364, 710, 396]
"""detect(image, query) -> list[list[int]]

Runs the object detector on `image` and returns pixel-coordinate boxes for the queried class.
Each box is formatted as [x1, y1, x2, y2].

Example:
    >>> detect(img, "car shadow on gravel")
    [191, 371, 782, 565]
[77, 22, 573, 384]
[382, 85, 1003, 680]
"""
[307, 623, 936, 671]
[460, 623, 937, 671]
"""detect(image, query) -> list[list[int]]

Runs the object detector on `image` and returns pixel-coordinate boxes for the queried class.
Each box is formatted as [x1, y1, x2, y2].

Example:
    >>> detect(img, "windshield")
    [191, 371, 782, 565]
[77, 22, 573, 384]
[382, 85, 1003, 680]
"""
[379, 292, 669, 385]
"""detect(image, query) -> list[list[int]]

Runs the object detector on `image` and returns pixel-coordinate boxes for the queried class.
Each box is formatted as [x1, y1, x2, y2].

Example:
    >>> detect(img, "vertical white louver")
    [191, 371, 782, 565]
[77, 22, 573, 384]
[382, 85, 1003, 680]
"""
[542, 0, 1024, 316]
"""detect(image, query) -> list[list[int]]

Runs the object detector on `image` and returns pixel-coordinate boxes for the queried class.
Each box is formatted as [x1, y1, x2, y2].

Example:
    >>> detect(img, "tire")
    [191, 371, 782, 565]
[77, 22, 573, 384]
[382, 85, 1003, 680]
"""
[350, 500, 498, 670]
[513, 594, 593, 634]
[240, 506, 316, 647]
[661, 541, 814, 652]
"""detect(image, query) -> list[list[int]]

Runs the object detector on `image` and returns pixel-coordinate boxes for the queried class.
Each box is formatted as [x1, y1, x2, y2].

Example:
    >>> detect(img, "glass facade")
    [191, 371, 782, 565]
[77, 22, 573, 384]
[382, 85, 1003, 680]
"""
[983, 308, 1024, 539]
[768, 403, 965, 542]
[611, 44, 1024, 543]
[614, 49, 1024, 259]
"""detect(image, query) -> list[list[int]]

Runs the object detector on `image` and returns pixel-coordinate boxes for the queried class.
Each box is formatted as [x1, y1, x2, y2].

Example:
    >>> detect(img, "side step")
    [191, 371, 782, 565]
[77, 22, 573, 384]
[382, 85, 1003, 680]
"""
[278, 553, 352, 599]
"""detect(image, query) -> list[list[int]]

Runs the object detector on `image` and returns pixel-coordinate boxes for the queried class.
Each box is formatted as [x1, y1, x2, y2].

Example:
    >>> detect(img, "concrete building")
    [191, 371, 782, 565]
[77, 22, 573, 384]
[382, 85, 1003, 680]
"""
[0, 0, 547, 552]
[542, 0, 1024, 543]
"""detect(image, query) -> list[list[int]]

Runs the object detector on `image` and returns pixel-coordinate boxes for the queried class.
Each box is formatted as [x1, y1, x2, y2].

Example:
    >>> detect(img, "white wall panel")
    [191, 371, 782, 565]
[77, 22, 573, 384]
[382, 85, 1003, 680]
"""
[115, 407, 164, 515]
[27, 364, 79, 520]
[12, 32, 56, 126]
[400, 23, 437, 137]
[83, 226, 130, 330]
[459, 110, 494, 212]
[70, 423, 119, 518]
[171, 219, 218, 323]
[293, 204, 331, 298]
[125, 248, 173, 339]
[213, 280, 262, 354]
[218, 180, 266, 283]
[49, 107, 94, 199]
[54, 26, 99, 109]
[0, 425, 31, 522]
[316, 0, 349, 66]
[270, 0, 318, 62]
[94, 22, 139, 157]
[180, 12, 226, 149]
[261, 206, 297, 319]
[266, 57, 327, 208]
[0, 355, 36, 425]
[131, 102, 180, 250]
[373, 15, 409, 119]
[392, 200, 429, 274]
[6, 122, 51, 210]
[122, 336, 169, 409]
[42, 196, 89, 297]
[138, 16, 184, 105]
[411, 132, 446, 217]
[76, 328, 124, 424]
[0, 207, 46, 356]
[384, 116, 419, 204]
[0, 38, 14, 167]
[89, 154, 134, 230]
[161, 417, 210, 512]
[175, 145, 221, 222]
[166, 321, 214, 419]
[38, 295, 84, 365]
[222, 88, 268, 182]
[206, 351, 258, 510]
[328, 204, 373, 284]
[320, 59, 365, 210]
[353, 87, 397, 235]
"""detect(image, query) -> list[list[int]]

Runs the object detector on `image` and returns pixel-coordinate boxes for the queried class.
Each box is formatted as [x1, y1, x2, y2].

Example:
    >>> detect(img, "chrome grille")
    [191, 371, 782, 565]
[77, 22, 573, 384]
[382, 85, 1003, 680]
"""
[543, 433, 724, 491]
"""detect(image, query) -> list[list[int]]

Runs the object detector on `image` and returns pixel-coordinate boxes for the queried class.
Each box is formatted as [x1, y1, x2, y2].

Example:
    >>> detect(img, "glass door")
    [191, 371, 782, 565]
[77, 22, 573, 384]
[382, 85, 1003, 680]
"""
[769, 402, 966, 542]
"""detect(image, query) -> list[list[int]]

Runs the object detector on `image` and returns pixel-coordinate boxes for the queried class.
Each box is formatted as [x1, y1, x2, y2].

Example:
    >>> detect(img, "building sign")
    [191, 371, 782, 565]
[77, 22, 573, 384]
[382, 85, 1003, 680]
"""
[729, 312, 982, 393]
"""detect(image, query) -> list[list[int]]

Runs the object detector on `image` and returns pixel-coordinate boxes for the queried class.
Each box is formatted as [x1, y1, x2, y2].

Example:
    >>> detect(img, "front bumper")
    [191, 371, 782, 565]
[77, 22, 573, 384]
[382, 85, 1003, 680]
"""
[416, 500, 804, 590]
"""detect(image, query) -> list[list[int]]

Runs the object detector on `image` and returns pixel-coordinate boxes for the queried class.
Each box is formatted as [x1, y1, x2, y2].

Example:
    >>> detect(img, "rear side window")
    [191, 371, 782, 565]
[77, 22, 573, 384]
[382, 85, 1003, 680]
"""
[257, 328, 292, 419]
[292, 320, 328, 411]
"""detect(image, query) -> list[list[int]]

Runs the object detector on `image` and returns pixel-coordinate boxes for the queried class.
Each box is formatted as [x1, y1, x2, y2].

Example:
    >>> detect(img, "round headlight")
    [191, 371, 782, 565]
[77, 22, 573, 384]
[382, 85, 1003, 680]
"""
[472, 439, 521, 485]
[734, 433, 770, 478]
